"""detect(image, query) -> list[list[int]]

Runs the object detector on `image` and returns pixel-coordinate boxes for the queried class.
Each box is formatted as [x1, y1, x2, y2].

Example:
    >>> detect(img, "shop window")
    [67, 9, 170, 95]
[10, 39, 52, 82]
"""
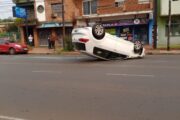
[120, 27, 133, 41]
[106, 28, 116, 36]
[115, 0, 124, 7]
[83, 0, 97, 15]
[165, 19, 180, 36]
[51, 3, 62, 17]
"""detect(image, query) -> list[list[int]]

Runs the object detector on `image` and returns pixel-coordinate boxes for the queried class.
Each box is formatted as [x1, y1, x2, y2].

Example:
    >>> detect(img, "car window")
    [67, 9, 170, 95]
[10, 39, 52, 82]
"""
[0, 40, 7, 45]
[0, 40, 4, 45]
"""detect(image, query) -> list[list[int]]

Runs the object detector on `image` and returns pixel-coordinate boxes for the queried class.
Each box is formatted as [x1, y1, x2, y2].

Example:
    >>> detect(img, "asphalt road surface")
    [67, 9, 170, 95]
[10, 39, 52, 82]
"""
[0, 55, 180, 120]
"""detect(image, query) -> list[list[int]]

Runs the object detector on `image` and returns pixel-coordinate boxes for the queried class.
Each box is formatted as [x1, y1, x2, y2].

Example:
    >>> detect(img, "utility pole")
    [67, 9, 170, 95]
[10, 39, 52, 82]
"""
[167, 0, 171, 51]
[62, 0, 65, 49]
[153, 0, 157, 49]
[25, 17, 29, 45]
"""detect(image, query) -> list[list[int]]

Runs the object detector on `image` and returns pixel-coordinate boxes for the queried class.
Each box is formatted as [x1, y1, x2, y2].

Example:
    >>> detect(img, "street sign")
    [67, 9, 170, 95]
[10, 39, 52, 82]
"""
[12, 6, 27, 19]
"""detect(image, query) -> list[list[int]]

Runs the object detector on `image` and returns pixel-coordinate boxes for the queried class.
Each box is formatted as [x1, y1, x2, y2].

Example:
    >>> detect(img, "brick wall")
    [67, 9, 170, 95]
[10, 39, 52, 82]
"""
[98, 0, 153, 14]
[74, 0, 153, 16]
[43, 0, 153, 23]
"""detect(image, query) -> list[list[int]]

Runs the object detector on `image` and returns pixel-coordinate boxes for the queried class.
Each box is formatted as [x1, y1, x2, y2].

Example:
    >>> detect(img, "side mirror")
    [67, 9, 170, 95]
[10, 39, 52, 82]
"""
[5, 41, 9, 45]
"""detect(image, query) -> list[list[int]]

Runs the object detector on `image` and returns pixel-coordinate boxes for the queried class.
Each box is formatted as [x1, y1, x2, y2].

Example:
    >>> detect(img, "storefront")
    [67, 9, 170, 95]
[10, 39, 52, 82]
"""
[102, 17, 153, 45]
[37, 22, 73, 47]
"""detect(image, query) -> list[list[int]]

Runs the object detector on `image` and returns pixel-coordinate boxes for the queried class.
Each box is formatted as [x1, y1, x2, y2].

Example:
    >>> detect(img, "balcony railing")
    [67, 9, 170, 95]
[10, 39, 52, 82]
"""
[13, 0, 34, 4]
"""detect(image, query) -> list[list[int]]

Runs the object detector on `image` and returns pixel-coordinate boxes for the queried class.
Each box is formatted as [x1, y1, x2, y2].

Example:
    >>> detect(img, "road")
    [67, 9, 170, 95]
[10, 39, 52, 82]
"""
[0, 55, 180, 120]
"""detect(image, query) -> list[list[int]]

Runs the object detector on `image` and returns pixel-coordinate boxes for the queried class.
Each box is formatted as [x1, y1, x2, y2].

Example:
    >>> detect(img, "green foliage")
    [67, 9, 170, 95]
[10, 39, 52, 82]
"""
[0, 32, 20, 42]
[0, 17, 14, 22]
[64, 35, 74, 51]
[6, 24, 18, 33]
[14, 18, 24, 25]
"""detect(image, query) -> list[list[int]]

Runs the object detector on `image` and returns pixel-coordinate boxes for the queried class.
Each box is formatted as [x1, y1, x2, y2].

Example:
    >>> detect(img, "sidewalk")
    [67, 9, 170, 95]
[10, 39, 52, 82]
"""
[28, 47, 180, 55]
[146, 49, 180, 55]
[28, 47, 81, 55]
[29, 48, 55, 54]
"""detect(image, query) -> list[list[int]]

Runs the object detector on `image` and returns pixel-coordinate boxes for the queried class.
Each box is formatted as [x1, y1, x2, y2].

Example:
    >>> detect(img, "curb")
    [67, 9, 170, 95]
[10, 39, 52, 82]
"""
[146, 51, 180, 55]
[28, 51, 180, 55]
[28, 51, 81, 56]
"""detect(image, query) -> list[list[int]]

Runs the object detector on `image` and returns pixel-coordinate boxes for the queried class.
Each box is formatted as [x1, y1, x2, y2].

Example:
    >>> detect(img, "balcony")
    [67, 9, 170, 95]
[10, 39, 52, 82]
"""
[17, 18, 38, 26]
[13, 0, 34, 4]
[13, 0, 34, 6]
[13, 0, 35, 20]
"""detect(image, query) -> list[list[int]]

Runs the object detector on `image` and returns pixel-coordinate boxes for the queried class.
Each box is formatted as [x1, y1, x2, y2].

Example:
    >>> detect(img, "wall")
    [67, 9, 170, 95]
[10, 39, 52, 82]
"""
[157, 0, 180, 48]
[160, 0, 180, 16]
[73, 0, 152, 16]
[35, 0, 46, 22]
[44, 0, 78, 23]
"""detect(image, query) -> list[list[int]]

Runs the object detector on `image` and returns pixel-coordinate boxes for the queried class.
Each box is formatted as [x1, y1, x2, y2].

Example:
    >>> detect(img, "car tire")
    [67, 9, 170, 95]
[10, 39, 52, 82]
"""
[9, 48, 16, 55]
[24, 51, 28, 54]
[134, 41, 143, 54]
[92, 23, 105, 40]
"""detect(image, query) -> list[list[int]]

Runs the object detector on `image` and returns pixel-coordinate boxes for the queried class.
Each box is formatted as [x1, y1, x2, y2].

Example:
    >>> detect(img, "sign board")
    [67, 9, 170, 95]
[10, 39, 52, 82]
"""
[103, 19, 148, 27]
[12, 6, 27, 19]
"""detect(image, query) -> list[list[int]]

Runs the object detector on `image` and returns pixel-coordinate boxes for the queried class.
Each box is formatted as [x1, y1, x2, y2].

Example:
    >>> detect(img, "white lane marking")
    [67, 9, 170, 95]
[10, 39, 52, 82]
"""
[0, 115, 27, 120]
[32, 70, 62, 74]
[107, 73, 155, 78]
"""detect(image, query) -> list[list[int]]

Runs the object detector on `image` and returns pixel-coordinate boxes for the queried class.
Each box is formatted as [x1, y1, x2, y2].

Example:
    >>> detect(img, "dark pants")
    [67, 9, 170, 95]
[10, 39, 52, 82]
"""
[51, 41, 55, 49]
[48, 40, 51, 49]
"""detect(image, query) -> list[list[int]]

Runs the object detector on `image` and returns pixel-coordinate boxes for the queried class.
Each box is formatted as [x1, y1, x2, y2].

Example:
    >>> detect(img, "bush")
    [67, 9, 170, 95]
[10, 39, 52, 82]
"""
[64, 35, 74, 51]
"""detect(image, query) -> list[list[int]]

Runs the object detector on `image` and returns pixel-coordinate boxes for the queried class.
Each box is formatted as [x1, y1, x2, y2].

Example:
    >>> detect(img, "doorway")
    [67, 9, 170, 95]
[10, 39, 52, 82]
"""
[23, 26, 34, 46]
[134, 25, 148, 44]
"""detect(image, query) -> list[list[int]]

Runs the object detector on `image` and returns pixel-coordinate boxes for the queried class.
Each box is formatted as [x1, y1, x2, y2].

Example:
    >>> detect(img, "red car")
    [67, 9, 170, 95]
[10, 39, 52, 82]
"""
[0, 39, 28, 55]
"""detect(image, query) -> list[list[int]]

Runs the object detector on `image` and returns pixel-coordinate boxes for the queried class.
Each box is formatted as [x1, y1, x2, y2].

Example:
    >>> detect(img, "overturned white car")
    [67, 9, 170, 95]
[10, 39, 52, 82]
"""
[72, 24, 145, 60]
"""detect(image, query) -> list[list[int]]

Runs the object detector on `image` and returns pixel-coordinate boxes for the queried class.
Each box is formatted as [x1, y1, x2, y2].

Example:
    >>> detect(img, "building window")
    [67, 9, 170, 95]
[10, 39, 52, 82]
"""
[115, 0, 124, 7]
[166, 19, 180, 36]
[83, 0, 97, 15]
[138, 0, 150, 4]
[51, 3, 62, 17]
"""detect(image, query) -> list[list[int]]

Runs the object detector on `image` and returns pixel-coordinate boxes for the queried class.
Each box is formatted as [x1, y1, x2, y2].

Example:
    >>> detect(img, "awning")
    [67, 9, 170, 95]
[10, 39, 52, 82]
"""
[37, 22, 73, 28]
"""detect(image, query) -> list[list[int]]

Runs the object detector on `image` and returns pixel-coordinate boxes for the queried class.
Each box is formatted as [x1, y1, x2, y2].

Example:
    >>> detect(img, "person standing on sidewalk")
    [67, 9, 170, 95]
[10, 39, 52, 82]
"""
[28, 34, 33, 46]
[50, 34, 57, 49]
[48, 35, 51, 49]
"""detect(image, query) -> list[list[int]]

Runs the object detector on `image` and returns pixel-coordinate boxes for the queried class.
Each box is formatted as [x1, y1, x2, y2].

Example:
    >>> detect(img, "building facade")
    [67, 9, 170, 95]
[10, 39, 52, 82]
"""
[14, 0, 154, 48]
[14, 0, 78, 47]
[157, 0, 180, 48]
[75, 0, 154, 46]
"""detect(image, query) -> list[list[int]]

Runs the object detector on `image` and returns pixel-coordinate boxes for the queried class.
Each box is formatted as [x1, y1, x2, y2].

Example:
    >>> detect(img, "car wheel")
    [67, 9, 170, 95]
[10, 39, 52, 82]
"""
[92, 23, 105, 40]
[9, 48, 16, 55]
[24, 51, 28, 54]
[134, 41, 143, 54]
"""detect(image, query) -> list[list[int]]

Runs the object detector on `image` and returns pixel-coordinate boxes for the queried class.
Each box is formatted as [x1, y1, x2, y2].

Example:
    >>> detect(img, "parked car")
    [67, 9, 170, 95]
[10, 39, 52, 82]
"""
[72, 23, 145, 60]
[0, 39, 28, 55]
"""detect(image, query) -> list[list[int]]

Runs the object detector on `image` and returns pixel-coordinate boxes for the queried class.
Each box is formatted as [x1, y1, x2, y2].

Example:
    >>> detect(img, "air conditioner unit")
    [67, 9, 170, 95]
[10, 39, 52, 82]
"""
[51, 13, 58, 18]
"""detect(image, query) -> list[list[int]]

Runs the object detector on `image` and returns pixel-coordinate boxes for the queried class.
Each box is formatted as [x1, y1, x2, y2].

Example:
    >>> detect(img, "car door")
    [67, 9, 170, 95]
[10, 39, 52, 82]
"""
[0, 40, 3, 52]
[0, 40, 9, 52]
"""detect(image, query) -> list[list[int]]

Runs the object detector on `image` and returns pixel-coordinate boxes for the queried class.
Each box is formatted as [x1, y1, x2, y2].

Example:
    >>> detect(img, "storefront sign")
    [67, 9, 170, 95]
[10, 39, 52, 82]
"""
[12, 6, 27, 19]
[103, 19, 148, 27]
[37, 22, 73, 28]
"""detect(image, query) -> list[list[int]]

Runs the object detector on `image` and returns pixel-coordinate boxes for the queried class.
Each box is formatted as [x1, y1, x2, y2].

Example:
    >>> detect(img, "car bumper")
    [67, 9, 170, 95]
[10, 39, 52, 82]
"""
[16, 48, 28, 53]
